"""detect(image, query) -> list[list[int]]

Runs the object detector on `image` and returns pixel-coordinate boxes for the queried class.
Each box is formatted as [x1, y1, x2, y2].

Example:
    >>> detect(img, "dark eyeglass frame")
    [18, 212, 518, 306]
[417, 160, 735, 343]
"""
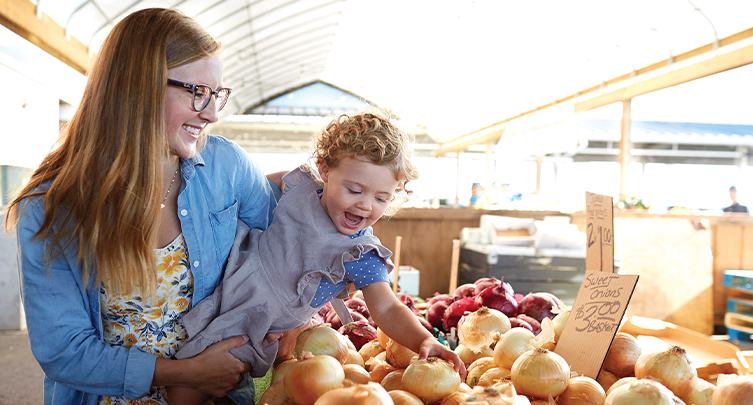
[167, 79, 232, 112]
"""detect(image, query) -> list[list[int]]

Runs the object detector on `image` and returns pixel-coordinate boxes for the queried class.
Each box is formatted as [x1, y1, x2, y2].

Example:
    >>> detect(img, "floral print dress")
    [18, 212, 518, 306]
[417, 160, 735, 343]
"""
[99, 233, 193, 405]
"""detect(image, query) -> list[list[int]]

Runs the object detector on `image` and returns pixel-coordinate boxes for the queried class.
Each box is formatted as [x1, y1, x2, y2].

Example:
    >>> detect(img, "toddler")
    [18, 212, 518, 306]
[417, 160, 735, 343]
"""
[168, 110, 465, 404]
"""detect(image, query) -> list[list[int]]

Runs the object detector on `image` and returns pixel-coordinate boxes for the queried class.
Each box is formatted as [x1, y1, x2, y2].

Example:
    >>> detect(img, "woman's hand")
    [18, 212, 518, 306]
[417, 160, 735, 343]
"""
[417, 337, 467, 380]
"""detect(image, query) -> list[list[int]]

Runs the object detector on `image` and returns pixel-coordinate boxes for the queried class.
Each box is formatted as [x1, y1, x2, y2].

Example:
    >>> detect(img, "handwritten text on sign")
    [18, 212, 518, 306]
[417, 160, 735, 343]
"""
[586, 192, 614, 273]
[554, 271, 639, 379]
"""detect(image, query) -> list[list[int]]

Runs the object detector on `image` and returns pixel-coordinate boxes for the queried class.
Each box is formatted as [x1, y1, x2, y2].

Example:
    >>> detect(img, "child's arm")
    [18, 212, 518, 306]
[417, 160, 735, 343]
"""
[362, 281, 466, 379]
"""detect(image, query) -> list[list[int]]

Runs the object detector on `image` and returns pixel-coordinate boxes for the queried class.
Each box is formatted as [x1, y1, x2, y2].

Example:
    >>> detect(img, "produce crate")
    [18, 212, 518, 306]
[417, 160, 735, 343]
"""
[723, 270, 753, 346]
[619, 316, 748, 383]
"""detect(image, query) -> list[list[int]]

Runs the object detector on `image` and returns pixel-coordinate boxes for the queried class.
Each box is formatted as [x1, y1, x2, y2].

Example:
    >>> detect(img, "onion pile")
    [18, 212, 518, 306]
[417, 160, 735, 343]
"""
[634, 345, 696, 398]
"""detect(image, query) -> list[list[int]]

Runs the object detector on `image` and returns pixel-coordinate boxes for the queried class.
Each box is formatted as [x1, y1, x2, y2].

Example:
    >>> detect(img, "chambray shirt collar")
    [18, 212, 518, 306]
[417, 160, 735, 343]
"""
[180, 151, 205, 181]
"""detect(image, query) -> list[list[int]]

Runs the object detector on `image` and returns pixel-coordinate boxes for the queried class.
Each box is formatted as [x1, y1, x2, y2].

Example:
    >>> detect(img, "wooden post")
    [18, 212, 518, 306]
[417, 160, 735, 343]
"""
[449, 239, 461, 294]
[392, 236, 402, 294]
[534, 155, 543, 195]
[454, 151, 461, 208]
[619, 99, 632, 200]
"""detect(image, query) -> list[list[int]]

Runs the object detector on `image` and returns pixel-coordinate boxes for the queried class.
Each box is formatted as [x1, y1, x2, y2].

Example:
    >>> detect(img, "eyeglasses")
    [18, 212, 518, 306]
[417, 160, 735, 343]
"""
[167, 79, 232, 112]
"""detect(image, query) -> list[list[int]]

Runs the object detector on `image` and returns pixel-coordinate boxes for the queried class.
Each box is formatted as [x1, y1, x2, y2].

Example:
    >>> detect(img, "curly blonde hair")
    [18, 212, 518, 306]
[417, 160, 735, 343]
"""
[308, 109, 419, 216]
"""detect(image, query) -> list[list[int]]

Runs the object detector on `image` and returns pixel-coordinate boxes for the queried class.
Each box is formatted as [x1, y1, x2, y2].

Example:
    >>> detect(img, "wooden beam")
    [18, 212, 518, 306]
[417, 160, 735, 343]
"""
[0, 0, 92, 75]
[618, 100, 632, 199]
[435, 26, 753, 156]
[575, 42, 753, 113]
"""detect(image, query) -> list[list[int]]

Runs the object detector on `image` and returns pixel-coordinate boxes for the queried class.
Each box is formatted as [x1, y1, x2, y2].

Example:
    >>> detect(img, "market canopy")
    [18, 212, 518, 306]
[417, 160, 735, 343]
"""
[3, 0, 753, 153]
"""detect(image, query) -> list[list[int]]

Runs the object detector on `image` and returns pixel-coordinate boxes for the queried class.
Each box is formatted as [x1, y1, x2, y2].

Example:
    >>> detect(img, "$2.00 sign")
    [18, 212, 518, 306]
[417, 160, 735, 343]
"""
[553, 192, 639, 379]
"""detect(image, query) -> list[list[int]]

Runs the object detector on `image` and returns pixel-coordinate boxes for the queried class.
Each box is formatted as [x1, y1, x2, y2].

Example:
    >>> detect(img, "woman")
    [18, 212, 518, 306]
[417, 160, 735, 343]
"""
[3, 8, 277, 405]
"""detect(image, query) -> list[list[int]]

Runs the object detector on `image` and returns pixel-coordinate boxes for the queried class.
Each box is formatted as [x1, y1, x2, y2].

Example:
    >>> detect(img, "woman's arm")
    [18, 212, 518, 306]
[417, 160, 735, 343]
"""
[362, 281, 466, 379]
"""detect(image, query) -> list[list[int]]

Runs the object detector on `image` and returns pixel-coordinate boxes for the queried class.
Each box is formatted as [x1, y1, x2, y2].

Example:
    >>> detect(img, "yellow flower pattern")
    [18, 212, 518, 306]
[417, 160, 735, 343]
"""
[99, 234, 193, 405]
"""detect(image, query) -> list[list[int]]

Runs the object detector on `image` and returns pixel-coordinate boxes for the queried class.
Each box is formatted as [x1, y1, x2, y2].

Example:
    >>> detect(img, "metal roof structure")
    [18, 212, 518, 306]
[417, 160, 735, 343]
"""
[3, 0, 753, 155]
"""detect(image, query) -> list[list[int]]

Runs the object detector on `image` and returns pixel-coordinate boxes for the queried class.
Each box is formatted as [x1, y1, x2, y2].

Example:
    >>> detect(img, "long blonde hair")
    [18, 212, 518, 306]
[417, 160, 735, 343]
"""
[3, 8, 220, 297]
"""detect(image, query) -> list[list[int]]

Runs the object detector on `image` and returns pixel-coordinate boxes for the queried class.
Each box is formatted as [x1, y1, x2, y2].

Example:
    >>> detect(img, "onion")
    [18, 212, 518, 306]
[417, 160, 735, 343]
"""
[345, 297, 371, 319]
[605, 377, 636, 397]
[515, 314, 542, 336]
[454, 283, 477, 300]
[460, 385, 531, 405]
[271, 358, 298, 385]
[328, 310, 368, 331]
[458, 307, 511, 353]
[603, 332, 641, 378]
[369, 358, 398, 383]
[474, 277, 511, 296]
[597, 370, 620, 393]
[388, 390, 423, 405]
[339, 321, 378, 350]
[466, 357, 497, 387]
[427, 299, 453, 330]
[509, 317, 533, 333]
[558, 376, 606, 405]
[377, 328, 390, 349]
[359, 339, 384, 363]
[438, 391, 467, 405]
[415, 314, 434, 333]
[313, 381, 393, 405]
[284, 352, 345, 405]
[293, 323, 350, 364]
[458, 382, 473, 393]
[455, 343, 493, 367]
[343, 364, 372, 385]
[380, 369, 406, 392]
[518, 293, 559, 322]
[444, 296, 479, 331]
[398, 293, 420, 315]
[604, 378, 679, 405]
[427, 293, 454, 307]
[365, 351, 388, 372]
[477, 367, 512, 387]
[402, 357, 461, 404]
[493, 327, 537, 369]
[551, 308, 570, 343]
[635, 345, 696, 398]
[475, 284, 519, 318]
[386, 339, 418, 369]
[260, 380, 297, 405]
[344, 349, 366, 367]
[711, 375, 753, 405]
[682, 376, 714, 405]
[511, 348, 570, 399]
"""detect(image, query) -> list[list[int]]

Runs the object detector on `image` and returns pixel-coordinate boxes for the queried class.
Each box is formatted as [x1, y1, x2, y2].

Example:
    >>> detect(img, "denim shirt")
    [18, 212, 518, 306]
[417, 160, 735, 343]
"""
[15, 135, 278, 405]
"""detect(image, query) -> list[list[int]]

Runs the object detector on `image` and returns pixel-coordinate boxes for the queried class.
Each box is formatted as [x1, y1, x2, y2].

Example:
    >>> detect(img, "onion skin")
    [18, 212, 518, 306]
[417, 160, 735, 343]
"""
[380, 369, 406, 392]
[343, 364, 372, 385]
[454, 283, 477, 300]
[271, 358, 298, 385]
[339, 320, 378, 351]
[458, 307, 511, 353]
[493, 327, 536, 369]
[711, 375, 753, 405]
[345, 297, 371, 319]
[402, 357, 461, 404]
[634, 345, 696, 398]
[388, 390, 423, 405]
[455, 343, 493, 367]
[284, 353, 345, 405]
[386, 339, 418, 369]
[477, 367, 512, 387]
[260, 380, 297, 405]
[293, 323, 350, 364]
[344, 349, 366, 367]
[597, 370, 620, 393]
[510, 348, 570, 399]
[466, 357, 497, 387]
[603, 332, 641, 378]
[475, 284, 519, 318]
[509, 317, 533, 333]
[438, 391, 467, 405]
[682, 376, 714, 405]
[558, 376, 606, 405]
[313, 381, 393, 405]
[515, 314, 541, 336]
[359, 339, 384, 363]
[551, 309, 570, 343]
[604, 378, 678, 405]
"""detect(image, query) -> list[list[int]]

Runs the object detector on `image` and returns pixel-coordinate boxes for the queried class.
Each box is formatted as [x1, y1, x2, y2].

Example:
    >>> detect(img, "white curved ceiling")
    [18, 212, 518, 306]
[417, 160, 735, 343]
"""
[26, 0, 753, 143]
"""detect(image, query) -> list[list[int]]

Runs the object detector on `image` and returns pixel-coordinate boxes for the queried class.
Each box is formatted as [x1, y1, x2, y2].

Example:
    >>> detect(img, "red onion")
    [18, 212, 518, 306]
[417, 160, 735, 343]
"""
[516, 314, 542, 336]
[513, 293, 525, 304]
[443, 296, 479, 331]
[416, 314, 434, 333]
[474, 284, 518, 317]
[338, 320, 377, 350]
[518, 292, 560, 322]
[345, 297, 371, 320]
[474, 277, 502, 296]
[453, 283, 476, 300]
[426, 293, 453, 307]
[509, 316, 534, 333]
[398, 293, 420, 315]
[427, 300, 452, 331]
[328, 310, 367, 331]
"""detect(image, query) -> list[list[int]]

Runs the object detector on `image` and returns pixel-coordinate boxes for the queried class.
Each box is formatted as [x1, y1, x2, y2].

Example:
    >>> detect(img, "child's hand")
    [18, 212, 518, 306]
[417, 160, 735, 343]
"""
[417, 337, 467, 380]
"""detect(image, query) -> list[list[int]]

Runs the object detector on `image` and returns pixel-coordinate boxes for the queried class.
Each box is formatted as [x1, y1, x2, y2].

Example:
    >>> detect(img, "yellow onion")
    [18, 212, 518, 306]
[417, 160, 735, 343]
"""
[682, 376, 714, 405]
[529, 401, 549, 405]
[344, 363, 372, 385]
[365, 351, 388, 372]
[402, 357, 461, 404]
[635, 345, 696, 398]
[388, 390, 423, 405]
[458, 307, 511, 353]
[386, 339, 417, 369]
[711, 375, 753, 405]
[313, 381, 393, 405]
[466, 357, 497, 387]
[603, 333, 641, 378]
[377, 327, 390, 348]
[344, 349, 366, 367]
[460, 385, 531, 405]
[493, 328, 537, 369]
[557, 376, 606, 405]
[511, 348, 570, 399]
[293, 323, 350, 364]
[380, 369, 406, 392]
[458, 382, 472, 393]
[438, 391, 468, 405]
[597, 370, 620, 393]
[343, 335, 357, 351]
[260, 380, 297, 405]
[359, 339, 385, 363]
[551, 309, 570, 343]
[605, 377, 636, 397]
[370, 360, 398, 383]
[284, 352, 345, 405]
[455, 343, 494, 367]
[604, 378, 679, 405]
[478, 367, 512, 387]
[271, 358, 298, 385]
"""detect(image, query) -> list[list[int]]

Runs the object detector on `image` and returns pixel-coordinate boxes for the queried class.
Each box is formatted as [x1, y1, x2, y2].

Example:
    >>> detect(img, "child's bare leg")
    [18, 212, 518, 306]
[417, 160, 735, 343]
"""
[166, 385, 210, 405]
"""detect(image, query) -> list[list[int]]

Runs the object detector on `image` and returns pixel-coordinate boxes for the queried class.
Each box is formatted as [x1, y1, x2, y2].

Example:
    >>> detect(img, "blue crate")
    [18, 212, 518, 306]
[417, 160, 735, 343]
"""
[727, 327, 753, 346]
[727, 298, 753, 316]
[724, 270, 753, 292]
